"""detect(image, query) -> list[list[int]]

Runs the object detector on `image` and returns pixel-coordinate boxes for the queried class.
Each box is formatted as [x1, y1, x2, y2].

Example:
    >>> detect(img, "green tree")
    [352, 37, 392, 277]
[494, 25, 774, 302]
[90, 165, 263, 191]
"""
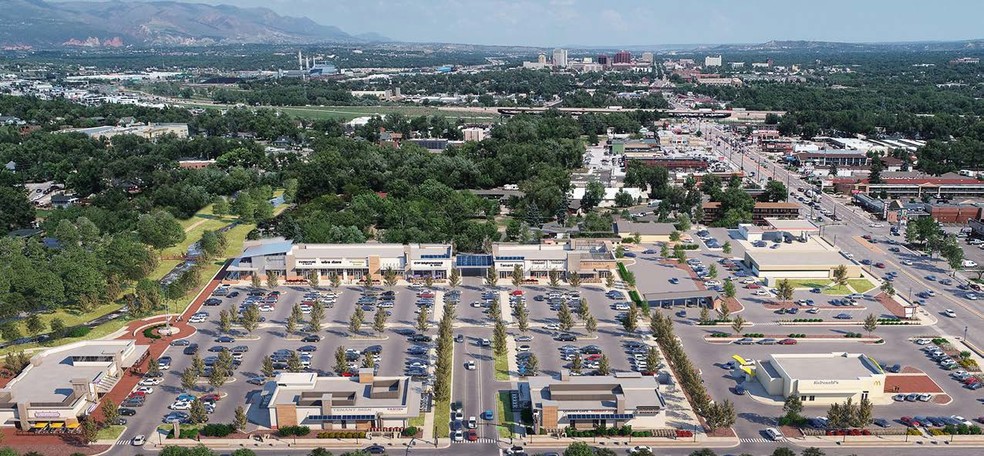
[285, 313, 298, 335]
[181, 368, 198, 391]
[189, 398, 208, 424]
[287, 351, 303, 372]
[251, 274, 262, 289]
[485, 266, 498, 287]
[862, 314, 878, 336]
[548, 269, 561, 288]
[308, 301, 324, 333]
[783, 395, 803, 421]
[137, 210, 186, 249]
[49, 317, 66, 338]
[567, 271, 581, 289]
[801, 448, 826, 456]
[577, 298, 589, 320]
[708, 264, 718, 279]
[771, 448, 796, 456]
[722, 279, 736, 298]
[557, 302, 574, 332]
[448, 268, 461, 289]
[307, 270, 320, 289]
[621, 304, 639, 333]
[146, 356, 161, 377]
[334, 346, 348, 375]
[832, 264, 849, 287]
[328, 272, 341, 288]
[731, 315, 746, 336]
[372, 307, 388, 335]
[383, 267, 398, 288]
[670, 230, 682, 242]
[261, 355, 275, 378]
[349, 307, 364, 334]
[493, 318, 508, 356]
[584, 314, 598, 334]
[511, 265, 524, 289]
[597, 354, 611, 375]
[80, 417, 98, 444]
[646, 347, 661, 372]
[660, 243, 670, 257]
[880, 281, 895, 297]
[722, 241, 732, 254]
[582, 181, 605, 211]
[191, 354, 205, 376]
[234, 405, 248, 431]
[570, 354, 583, 375]
[775, 279, 794, 304]
[240, 304, 261, 334]
[563, 442, 594, 456]
[415, 307, 430, 332]
[605, 274, 615, 289]
[515, 300, 529, 333]
[208, 362, 228, 389]
[25, 314, 44, 335]
[266, 273, 280, 288]
[212, 196, 230, 216]
[101, 398, 119, 425]
[524, 353, 540, 376]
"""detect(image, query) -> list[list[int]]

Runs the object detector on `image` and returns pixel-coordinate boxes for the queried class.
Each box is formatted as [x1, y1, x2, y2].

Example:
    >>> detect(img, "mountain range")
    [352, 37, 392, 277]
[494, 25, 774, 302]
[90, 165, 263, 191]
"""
[0, 0, 388, 47]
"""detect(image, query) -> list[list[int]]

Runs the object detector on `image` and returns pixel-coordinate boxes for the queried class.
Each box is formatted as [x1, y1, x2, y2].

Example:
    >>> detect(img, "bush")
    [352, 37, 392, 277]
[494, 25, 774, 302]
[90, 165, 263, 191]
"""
[66, 326, 91, 338]
[401, 427, 418, 437]
[844, 332, 863, 338]
[200, 423, 236, 437]
[142, 324, 164, 339]
[278, 425, 311, 437]
[742, 333, 765, 338]
[709, 332, 730, 337]
[316, 431, 366, 439]
[178, 428, 200, 439]
[788, 333, 807, 338]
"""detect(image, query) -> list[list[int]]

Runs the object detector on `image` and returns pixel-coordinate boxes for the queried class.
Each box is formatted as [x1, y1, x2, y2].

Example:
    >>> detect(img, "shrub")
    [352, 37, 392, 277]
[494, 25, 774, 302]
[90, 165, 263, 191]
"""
[66, 326, 91, 338]
[742, 333, 765, 338]
[178, 428, 200, 439]
[142, 324, 164, 339]
[316, 430, 366, 439]
[278, 425, 311, 437]
[401, 427, 418, 437]
[200, 423, 236, 437]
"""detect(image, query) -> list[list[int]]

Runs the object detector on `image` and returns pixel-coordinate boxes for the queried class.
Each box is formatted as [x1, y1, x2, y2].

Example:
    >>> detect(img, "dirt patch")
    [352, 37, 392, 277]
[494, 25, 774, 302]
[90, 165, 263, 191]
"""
[779, 425, 804, 437]
[721, 297, 743, 313]
[932, 394, 953, 405]
[705, 427, 736, 438]
[875, 292, 908, 318]
[884, 373, 945, 394]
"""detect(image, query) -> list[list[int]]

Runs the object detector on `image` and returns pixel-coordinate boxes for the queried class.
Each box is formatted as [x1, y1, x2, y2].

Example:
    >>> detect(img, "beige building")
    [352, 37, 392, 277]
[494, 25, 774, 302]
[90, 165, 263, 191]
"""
[520, 372, 667, 433]
[741, 236, 860, 281]
[754, 353, 886, 405]
[61, 123, 189, 140]
[264, 371, 422, 431]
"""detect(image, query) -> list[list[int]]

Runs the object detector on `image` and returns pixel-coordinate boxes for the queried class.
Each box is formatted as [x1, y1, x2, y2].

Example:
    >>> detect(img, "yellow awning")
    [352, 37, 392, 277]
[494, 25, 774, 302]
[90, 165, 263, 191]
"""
[32, 422, 48, 429]
[50, 422, 64, 428]
[732, 355, 751, 366]
[740, 365, 755, 376]
[66, 423, 80, 429]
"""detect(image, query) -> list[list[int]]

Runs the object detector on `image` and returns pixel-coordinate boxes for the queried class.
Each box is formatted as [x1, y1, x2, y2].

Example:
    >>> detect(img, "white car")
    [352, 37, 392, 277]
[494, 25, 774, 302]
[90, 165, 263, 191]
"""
[765, 427, 784, 440]
[135, 386, 154, 394]
[516, 345, 531, 352]
[915, 338, 932, 345]
[139, 377, 163, 386]
[869, 223, 884, 228]
[944, 309, 957, 318]
[740, 278, 756, 284]
[901, 260, 914, 266]
[169, 401, 191, 410]
[754, 290, 770, 296]
[464, 361, 476, 370]
[132, 435, 146, 446]
[544, 323, 560, 331]
[629, 446, 653, 455]
[967, 293, 979, 300]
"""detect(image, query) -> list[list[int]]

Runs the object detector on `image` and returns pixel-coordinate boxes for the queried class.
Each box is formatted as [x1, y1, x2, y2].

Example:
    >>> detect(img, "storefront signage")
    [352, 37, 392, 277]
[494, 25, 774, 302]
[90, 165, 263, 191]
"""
[33, 411, 62, 419]
[811, 380, 840, 385]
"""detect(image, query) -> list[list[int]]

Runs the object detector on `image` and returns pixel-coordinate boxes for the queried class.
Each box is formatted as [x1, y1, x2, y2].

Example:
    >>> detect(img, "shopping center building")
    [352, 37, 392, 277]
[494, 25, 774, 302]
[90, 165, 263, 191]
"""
[0, 340, 148, 430]
[262, 371, 422, 431]
[753, 352, 887, 405]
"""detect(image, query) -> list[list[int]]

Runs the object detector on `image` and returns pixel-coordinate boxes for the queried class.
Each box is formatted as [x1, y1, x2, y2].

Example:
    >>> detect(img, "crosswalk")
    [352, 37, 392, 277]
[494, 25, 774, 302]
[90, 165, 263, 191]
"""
[739, 437, 784, 443]
[454, 437, 497, 444]
[114, 438, 133, 446]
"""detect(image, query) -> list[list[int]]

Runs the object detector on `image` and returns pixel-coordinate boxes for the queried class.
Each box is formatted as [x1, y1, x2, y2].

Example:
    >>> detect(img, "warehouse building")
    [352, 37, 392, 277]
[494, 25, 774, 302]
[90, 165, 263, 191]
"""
[520, 372, 667, 433]
[754, 352, 886, 405]
[263, 371, 422, 431]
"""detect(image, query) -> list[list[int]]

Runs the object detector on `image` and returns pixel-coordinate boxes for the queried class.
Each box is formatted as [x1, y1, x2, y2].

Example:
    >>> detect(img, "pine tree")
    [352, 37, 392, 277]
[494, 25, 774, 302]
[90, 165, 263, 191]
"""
[597, 354, 611, 375]
[585, 314, 598, 334]
[557, 302, 574, 332]
[448, 268, 461, 289]
[571, 354, 583, 374]
[334, 346, 348, 375]
[493, 319, 507, 356]
[234, 405, 248, 431]
[240, 304, 261, 334]
[261, 355, 275, 378]
[190, 399, 208, 424]
[416, 307, 430, 332]
[287, 351, 303, 372]
[373, 308, 388, 335]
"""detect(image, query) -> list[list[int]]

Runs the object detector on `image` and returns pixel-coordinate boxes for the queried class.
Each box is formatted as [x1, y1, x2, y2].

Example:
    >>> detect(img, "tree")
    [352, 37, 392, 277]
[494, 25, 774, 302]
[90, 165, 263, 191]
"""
[731, 315, 746, 336]
[493, 318, 508, 356]
[862, 314, 878, 336]
[181, 368, 198, 391]
[190, 398, 208, 424]
[801, 449, 826, 456]
[699, 307, 711, 324]
[25, 314, 44, 335]
[424, 275, 434, 289]
[308, 450, 334, 456]
[771, 448, 797, 456]
[137, 211, 186, 249]
[328, 272, 341, 288]
[415, 307, 430, 332]
[267, 273, 280, 288]
[708, 264, 718, 279]
[548, 269, 561, 288]
[285, 313, 298, 335]
[234, 405, 248, 432]
[880, 281, 895, 297]
[261, 355, 275, 378]
[570, 354, 583, 374]
[80, 417, 98, 444]
[605, 274, 615, 289]
[567, 271, 581, 289]
[448, 268, 461, 289]
[146, 355, 162, 377]
[240, 304, 261, 334]
[722, 279, 736, 298]
[577, 298, 589, 320]
[191, 354, 205, 376]
[597, 354, 611, 375]
[287, 351, 303, 372]
[488, 296, 501, 320]
[373, 308, 387, 335]
[564, 442, 594, 456]
[722, 241, 732, 254]
[760, 180, 789, 202]
[675, 212, 693, 232]
[524, 353, 540, 376]
[383, 267, 398, 288]
[783, 395, 803, 421]
[646, 347, 661, 373]
[307, 270, 320, 289]
[557, 302, 575, 332]
[485, 266, 498, 287]
[308, 301, 324, 333]
[856, 397, 874, 428]
[511, 265, 524, 289]
[585, 314, 598, 334]
[515, 300, 529, 333]
[705, 399, 737, 430]
[716, 303, 732, 322]
[251, 274, 262, 289]
[832, 264, 849, 287]
[669, 230, 682, 242]
[776, 279, 794, 304]
[49, 318, 66, 338]
[660, 243, 669, 257]
[582, 181, 605, 211]
[218, 308, 233, 334]
[942, 235, 965, 274]
[349, 308, 364, 334]
[334, 346, 348, 375]
[622, 305, 639, 333]
[101, 398, 119, 425]
[208, 362, 228, 389]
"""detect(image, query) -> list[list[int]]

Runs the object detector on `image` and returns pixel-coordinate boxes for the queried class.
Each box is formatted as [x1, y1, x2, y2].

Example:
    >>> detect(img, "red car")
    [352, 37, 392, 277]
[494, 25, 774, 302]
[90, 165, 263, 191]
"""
[963, 377, 980, 385]
[200, 393, 221, 402]
[510, 290, 524, 296]
[874, 262, 886, 269]
[466, 430, 478, 441]
[745, 284, 762, 289]
[777, 338, 798, 345]
[901, 416, 920, 426]
[128, 391, 146, 397]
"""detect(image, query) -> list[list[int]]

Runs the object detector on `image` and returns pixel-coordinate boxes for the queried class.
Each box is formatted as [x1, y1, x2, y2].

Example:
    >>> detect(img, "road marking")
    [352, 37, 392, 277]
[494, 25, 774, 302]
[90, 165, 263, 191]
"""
[853, 236, 884, 255]
[454, 438, 497, 443]
[739, 437, 782, 443]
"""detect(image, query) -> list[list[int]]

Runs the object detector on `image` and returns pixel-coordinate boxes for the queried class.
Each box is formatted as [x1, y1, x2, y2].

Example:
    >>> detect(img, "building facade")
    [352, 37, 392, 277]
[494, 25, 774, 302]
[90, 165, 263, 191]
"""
[754, 353, 886, 405]
[702, 202, 800, 226]
[521, 373, 666, 433]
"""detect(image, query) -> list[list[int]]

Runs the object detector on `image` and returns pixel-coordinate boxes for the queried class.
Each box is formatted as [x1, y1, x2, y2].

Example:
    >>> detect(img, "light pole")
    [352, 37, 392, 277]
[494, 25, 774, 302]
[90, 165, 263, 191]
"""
[964, 325, 969, 341]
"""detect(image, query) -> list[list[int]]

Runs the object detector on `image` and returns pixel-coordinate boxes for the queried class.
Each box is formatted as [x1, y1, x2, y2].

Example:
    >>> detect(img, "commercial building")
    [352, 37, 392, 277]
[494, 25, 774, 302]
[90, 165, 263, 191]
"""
[229, 239, 454, 283]
[61, 123, 189, 140]
[754, 353, 886, 405]
[853, 194, 983, 223]
[520, 372, 666, 433]
[644, 290, 720, 309]
[613, 51, 632, 64]
[704, 55, 722, 67]
[461, 127, 486, 142]
[742, 238, 861, 280]
[264, 371, 422, 431]
[612, 219, 676, 243]
[702, 202, 800, 226]
[455, 240, 617, 282]
[0, 340, 148, 429]
[834, 172, 984, 199]
[794, 150, 869, 168]
[552, 48, 569, 67]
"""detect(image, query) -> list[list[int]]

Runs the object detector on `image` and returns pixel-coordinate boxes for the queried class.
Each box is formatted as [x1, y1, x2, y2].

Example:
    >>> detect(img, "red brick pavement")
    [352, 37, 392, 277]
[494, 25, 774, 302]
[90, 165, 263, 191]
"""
[91, 262, 228, 421]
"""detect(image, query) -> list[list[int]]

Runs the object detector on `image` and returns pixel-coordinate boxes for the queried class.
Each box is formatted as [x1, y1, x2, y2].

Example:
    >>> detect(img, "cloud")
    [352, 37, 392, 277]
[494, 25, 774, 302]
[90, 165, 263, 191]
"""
[600, 9, 628, 33]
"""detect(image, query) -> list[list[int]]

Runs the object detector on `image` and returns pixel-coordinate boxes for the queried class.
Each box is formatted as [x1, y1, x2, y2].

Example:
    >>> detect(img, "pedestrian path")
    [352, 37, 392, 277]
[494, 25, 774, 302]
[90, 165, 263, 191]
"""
[114, 437, 133, 446]
[453, 438, 497, 444]
[739, 437, 783, 443]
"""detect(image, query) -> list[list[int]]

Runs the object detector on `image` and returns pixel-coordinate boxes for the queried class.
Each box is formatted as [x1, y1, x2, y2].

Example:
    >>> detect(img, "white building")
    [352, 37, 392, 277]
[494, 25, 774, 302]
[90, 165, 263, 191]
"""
[462, 127, 486, 142]
[552, 48, 569, 68]
[754, 353, 887, 405]
[704, 55, 723, 67]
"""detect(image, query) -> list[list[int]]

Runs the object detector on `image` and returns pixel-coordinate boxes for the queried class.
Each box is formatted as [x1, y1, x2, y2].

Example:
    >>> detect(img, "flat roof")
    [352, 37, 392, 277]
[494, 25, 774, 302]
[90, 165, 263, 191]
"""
[746, 250, 847, 267]
[765, 218, 819, 231]
[771, 353, 882, 381]
[525, 375, 664, 412]
[268, 374, 421, 417]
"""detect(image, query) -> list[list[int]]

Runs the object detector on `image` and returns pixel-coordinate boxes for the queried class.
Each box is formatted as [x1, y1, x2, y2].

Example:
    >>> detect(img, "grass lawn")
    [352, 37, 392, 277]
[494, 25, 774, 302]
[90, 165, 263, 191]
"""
[407, 415, 425, 429]
[433, 401, 450, 439]
[96, 425, 125, 441]
[0, 301, 124, 345]
[495, 391, 514, 439]
[493, 349, 509, 381]
[163, 203, 237, 258]
[148, 259, 182, 282]
[0, 317, 128, 357]
[777, 278, 851, 295]
[848, 278, 877, 294]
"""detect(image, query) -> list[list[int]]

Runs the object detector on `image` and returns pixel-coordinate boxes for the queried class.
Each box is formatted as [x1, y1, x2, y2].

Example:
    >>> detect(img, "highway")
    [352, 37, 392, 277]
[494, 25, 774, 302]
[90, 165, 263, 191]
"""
[699, 122, 984, 350]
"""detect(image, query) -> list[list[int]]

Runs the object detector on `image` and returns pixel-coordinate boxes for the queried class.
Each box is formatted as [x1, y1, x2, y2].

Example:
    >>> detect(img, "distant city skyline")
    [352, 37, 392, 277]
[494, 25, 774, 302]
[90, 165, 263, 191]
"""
[104, 0, 984, 47]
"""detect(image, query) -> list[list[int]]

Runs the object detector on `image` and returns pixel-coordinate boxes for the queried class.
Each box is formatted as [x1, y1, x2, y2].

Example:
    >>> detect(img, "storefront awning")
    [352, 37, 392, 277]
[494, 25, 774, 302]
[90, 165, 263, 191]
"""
[66, 423, 80, 429]
[32, 422, 48, 429]
[50, 422, 64, 429]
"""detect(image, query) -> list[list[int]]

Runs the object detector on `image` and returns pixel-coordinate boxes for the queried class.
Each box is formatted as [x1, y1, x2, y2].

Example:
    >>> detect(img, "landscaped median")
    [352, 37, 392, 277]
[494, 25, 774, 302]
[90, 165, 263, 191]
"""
[494, 347, 510, 381]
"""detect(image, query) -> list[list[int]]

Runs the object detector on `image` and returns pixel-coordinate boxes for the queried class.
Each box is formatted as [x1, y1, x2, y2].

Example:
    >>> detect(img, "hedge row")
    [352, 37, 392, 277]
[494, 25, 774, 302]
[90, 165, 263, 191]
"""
[142, 324, 165, 339]
[278, 425, 311, 436]
[316, 431, 366, 439]
[200, 424, 236, 437]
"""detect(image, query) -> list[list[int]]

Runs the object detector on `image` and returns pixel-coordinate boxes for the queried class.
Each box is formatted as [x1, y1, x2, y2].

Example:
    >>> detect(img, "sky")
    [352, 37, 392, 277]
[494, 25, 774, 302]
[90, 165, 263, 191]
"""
[112, 0, 984, 47]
